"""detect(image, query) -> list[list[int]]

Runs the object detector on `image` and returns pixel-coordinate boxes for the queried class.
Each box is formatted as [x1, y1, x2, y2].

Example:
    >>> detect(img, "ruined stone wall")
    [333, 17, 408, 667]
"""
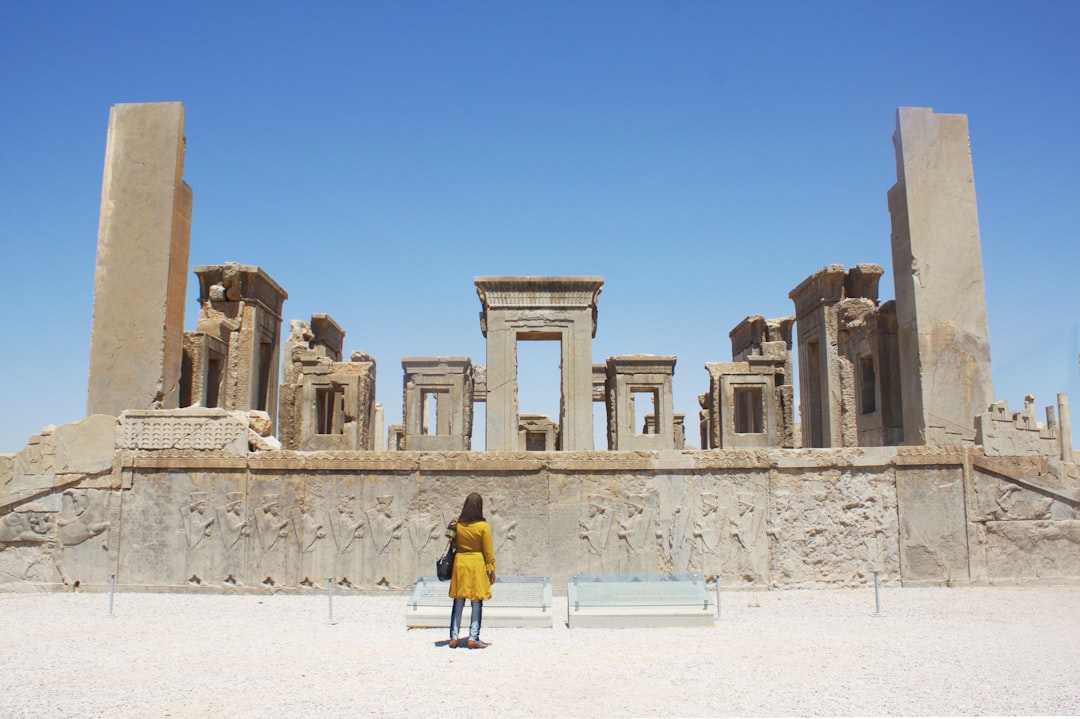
[3, 419, 1076, 592]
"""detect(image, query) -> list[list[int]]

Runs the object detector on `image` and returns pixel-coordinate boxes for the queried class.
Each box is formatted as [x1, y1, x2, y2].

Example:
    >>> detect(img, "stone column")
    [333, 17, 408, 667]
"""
[1059, 393, 1073, 463]
[888, 107, 994, 445]
[87, 102, 191, 416]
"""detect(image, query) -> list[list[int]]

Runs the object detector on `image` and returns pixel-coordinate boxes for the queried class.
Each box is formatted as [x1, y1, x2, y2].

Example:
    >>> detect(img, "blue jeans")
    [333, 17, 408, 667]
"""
[449, 597, 483, 641]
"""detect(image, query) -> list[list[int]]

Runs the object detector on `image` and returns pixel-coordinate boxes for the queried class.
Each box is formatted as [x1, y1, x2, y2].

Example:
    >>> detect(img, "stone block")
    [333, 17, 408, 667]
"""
[88, 102, 191, 417]
[889, 107, 993, 445]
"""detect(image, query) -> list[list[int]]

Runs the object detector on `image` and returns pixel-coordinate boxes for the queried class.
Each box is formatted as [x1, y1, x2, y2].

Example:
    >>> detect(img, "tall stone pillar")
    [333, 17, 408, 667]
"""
[87, 102, 192, 416]
[888, 107, 994, 445]
[475, 277, 603, 451]
[1059, 393, 1073, 463]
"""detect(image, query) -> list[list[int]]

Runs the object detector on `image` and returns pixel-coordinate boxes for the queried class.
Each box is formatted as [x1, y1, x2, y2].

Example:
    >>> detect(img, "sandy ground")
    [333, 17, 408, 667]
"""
[1, 584, 1078, 718]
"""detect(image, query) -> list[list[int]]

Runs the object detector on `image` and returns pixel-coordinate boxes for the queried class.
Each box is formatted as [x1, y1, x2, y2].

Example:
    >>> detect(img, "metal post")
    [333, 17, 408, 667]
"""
[715, 580, 721, 621]
[327, 578, 337, 625]
[872, 571, 883, 617]
[108, 574, 116, 618]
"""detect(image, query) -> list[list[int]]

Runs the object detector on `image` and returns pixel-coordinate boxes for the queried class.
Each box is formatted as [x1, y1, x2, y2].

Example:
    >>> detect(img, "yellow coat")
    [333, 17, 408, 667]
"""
[448, 520, 496, 600]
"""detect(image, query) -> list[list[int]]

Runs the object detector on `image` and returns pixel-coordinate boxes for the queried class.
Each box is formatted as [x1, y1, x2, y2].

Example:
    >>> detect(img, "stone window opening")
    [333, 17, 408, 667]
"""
[632, 389, 659, 435]
[734, 386, 765, 434]
[315, 385, 345, 435]
[859, 355, 877, 415]
[421, 389, 448, 435]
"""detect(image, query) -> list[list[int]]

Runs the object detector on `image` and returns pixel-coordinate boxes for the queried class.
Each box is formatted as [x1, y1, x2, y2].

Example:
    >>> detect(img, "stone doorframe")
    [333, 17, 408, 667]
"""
[475, 277, 604, 451]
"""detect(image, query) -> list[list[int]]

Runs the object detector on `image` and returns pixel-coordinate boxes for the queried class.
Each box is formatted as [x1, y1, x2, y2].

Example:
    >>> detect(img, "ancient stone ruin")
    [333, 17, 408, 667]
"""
[1, 103, 1076, 593]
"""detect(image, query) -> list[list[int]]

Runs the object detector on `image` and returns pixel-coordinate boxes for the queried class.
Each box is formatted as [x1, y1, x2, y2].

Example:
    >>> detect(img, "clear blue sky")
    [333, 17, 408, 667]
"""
[1, 1, 1077, 452]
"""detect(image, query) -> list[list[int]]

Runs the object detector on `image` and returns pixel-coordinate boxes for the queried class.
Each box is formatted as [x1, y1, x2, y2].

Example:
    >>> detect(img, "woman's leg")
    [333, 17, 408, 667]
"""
[469, 599, 483, 641]
[449, 597, 465, 643]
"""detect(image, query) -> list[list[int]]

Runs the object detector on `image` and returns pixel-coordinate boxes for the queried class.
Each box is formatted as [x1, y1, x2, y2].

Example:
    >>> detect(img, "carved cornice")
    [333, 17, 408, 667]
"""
[474, 276, 604, 311]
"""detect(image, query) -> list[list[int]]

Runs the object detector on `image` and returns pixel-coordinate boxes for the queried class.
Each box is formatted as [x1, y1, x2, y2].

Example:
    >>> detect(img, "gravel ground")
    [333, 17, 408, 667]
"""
[1, 584, 1078, 718]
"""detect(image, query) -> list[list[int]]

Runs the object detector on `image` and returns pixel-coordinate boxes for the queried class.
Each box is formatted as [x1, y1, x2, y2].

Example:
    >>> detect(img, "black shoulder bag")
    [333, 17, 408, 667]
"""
[436, 536, 456, 581]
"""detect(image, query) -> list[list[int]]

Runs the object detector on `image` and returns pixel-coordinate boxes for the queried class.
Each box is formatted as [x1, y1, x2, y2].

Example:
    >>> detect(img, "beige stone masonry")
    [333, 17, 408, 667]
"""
[88, 102, 191, 417]
[888, 107, 994, 445]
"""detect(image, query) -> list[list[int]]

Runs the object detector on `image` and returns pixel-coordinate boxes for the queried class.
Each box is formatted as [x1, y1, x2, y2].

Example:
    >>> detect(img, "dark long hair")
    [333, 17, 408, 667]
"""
[458, 492, 485, 523]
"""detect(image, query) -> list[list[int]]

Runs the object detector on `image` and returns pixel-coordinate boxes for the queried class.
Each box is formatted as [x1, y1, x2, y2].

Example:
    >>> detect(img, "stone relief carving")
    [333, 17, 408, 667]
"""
[406, 507, 442, 567]
[365, 495, 405, 587]
[217, 491, 252, 585]
[293, 493, 332, 587]
[181, 492, 215, 551]
[616, 493, 660, 571]
[255, 494, 293, 586]
[333, 494, 366, 587]
[730, 490, 768, 582]
[579, 494, 614, 573]
[692, 492, 725, 561]
[59, 489, 111, 548]
[118, 414, 247, 451]
[487, 498, 517, 551]
[180, 491, 215, 584]
[56, 488, 112, 586]
[663, 490, 695, 573]
[0, 511, 55, 544]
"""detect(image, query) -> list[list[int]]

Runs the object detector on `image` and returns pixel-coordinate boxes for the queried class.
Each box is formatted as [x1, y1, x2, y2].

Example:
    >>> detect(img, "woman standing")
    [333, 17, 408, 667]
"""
[447, 492, 496, 649]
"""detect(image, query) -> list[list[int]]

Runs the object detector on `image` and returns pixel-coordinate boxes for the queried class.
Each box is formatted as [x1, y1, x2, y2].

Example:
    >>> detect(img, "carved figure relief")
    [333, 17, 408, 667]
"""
[693, 493, 724, 551]
[181, 492, 215, 550]
[293, 494, 331, 587]
[487, 498, 517, 552]
[56, 489, 111, 586]
[692, 492, 725, 575]
[0, 511, 55, 544]
[579, 495, 614, 573]
[407, 508, 442, 563]
[332, 494, 366, 588]
[59, 489, 111, 548]
[616, 494, 659, 571]
[255, 494, 292, 586]
[179, 491, 215, 584]
[365, 494, 405, 586]
[664, 491, 694, 573]
[216, 492, 251, 585]
[730, 491, 767, 582]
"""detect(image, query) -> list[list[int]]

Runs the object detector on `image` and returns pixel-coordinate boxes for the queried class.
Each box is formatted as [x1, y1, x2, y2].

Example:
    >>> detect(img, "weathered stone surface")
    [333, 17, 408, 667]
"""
[247, 410, 272, 437]
[605, 355, 677, 450]
[895, 466, 969, 584]
[88, 102, 191, 417]
[476, 277, 603, 451]
[1, 446, 1076, 592]
[192, 263, 288, 432]
[116, 408, 249, 455]
[770, 467, 899, 586]
[2, 415, 118, 511]
[889, 107, 994, 445]
[401, 357, 474, 451]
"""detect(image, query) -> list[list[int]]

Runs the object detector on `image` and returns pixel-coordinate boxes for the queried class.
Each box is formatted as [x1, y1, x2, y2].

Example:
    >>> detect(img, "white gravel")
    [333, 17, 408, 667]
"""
[1, 584, 1078, 718]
